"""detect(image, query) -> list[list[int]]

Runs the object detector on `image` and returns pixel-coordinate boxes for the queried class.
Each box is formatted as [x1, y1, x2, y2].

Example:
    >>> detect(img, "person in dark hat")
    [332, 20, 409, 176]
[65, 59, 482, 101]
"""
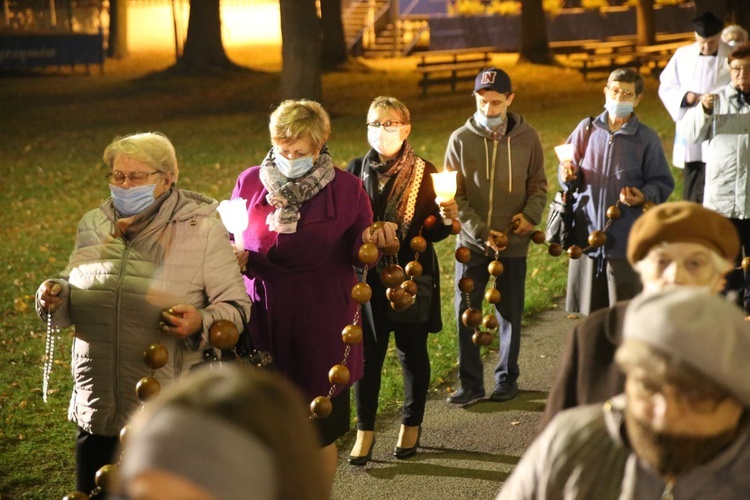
[658, 11, 732, 204]
[541, 201, 739, 429]
[443, 67, 548, 404]
[501, 288, 750, 499]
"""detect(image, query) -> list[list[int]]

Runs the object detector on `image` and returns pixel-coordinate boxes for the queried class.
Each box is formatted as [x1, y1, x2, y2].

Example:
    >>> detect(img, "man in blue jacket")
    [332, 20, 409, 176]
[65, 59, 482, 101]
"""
[560, 68, 674, 316]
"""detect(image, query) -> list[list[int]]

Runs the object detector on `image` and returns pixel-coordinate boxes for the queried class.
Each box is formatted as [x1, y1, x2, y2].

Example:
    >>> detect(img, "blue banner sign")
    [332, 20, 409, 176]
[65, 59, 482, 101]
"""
[0, 34, 104, 70]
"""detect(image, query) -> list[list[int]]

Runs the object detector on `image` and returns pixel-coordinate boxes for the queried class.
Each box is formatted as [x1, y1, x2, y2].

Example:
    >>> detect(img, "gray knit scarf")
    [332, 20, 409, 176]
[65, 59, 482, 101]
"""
[259, 147, 335, 234]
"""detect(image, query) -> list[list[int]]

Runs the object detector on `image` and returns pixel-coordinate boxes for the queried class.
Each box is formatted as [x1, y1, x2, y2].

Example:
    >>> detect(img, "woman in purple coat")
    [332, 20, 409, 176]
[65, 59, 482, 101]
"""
[230, 100, 395, 488]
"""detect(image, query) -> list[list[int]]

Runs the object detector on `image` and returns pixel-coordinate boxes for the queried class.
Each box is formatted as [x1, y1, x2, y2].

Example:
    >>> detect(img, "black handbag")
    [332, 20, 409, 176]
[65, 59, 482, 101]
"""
[385, 273, 435, 325]
[192, 301, 273, 371]
[545, 190, 576, 249]
[545, 117, 594, 249]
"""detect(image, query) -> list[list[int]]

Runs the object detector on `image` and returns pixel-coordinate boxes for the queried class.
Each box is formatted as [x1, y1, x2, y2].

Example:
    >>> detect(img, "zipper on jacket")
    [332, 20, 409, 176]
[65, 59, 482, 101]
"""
[487, 139, 499, 227]
[506, 136, 512, 192]
[113, 239, 134, 428]
[483, 138, 490, 180]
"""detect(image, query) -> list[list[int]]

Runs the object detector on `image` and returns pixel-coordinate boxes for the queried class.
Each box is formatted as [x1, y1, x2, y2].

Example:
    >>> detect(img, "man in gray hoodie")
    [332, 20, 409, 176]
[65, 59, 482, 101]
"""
[444, 67, 548, 405]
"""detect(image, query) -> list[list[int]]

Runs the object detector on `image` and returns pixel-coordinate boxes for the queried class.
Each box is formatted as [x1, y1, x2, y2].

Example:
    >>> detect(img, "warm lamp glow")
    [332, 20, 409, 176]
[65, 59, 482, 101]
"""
[217, 198, 248, 252]
[431, 171, 458, 225]
[554, 144, 575, 163]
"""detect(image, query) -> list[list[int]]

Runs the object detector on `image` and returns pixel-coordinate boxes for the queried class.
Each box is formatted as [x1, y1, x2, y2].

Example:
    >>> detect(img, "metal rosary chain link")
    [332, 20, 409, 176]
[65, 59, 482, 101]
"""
[581, 200, 622, 254]
[312, 273, 365, 419]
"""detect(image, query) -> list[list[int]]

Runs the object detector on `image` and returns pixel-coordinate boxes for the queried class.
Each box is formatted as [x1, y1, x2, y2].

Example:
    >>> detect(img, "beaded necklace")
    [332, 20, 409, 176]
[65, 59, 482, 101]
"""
[454, 219, 515, 346]
[539, 200, 655, 259]
[43, 310, 60, 403]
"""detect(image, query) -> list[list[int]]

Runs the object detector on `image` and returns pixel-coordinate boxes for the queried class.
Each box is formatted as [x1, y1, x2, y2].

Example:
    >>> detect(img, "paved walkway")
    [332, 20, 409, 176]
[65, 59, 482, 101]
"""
[331, 303, 581, 500]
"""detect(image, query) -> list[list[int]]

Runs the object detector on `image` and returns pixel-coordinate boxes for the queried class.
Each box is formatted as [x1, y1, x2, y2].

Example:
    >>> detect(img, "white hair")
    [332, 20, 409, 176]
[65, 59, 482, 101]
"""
[103, 132, 179, 183]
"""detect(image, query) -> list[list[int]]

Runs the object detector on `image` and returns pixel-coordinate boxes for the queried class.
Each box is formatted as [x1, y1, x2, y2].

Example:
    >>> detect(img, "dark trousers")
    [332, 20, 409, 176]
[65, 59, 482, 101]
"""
[454, 249, 526, 392]
[682, 161, 705, 204]
[355, 319, 430, 430]
[76, 427, 119, 496]
[727, 218, 750, 314]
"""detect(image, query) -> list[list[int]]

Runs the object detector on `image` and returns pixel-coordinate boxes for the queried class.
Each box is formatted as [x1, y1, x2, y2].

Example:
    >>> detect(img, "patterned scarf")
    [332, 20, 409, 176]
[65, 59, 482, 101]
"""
[361, 141, 422, 240]
[259, 147, 335, 234]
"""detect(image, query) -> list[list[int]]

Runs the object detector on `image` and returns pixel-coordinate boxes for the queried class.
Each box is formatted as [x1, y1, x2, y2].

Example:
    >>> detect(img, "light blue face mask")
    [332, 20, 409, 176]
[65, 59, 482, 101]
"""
[275, 153, 314, 179]
[474, 110, 504, 131]
[604, 98, 635, 119]
[109, 183, 158, 217]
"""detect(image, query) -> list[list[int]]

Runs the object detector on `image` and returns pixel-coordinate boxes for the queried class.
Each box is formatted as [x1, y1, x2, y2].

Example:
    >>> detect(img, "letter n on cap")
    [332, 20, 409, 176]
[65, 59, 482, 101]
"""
[481, 71, 496, 85]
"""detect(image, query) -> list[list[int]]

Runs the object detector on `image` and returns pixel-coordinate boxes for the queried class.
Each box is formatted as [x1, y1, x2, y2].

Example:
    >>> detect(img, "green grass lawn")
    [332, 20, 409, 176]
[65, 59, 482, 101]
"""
[0, 46, 682, 497]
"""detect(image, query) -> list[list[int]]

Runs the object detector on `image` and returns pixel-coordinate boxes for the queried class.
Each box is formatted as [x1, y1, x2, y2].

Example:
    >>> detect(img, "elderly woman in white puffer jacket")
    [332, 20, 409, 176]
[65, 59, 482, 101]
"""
[35, 132, 251, 496]
[682, 42, 750, 316]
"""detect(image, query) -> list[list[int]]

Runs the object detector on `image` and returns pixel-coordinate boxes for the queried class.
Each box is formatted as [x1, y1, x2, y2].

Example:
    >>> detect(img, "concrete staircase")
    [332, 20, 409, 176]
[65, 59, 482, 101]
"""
[343, 0, 427, 57]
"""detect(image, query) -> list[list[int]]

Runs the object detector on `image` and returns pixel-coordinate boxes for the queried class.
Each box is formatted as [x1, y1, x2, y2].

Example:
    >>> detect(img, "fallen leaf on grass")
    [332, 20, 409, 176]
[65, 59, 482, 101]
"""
[511, 421, 520, 426]
[13, 297, 28, 312]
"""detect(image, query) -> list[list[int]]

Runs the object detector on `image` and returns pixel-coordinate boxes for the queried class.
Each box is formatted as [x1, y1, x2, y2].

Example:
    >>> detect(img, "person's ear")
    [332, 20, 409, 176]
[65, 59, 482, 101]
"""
[400, 124, 412, 141]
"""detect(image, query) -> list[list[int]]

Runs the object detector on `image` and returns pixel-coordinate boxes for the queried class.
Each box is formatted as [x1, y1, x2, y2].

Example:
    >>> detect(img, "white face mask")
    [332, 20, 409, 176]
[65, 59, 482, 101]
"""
[367, 126, 404, 157]
[274, 153, 314, 179]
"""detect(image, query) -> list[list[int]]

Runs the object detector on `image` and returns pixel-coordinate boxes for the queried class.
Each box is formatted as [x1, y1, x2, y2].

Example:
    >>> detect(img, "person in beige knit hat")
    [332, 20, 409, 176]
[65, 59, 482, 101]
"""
[541, 201, 739, 428]
[500, 288, 750, 499]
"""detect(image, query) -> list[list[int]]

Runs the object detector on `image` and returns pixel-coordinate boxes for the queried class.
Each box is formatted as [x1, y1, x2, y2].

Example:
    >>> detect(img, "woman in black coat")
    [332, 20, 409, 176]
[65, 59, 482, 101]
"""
[346, 96, 455, 465]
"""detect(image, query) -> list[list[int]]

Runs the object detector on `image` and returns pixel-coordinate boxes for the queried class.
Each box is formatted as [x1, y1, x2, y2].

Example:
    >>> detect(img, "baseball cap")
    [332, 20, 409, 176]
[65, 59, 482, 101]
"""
[474, 67, 512, 94]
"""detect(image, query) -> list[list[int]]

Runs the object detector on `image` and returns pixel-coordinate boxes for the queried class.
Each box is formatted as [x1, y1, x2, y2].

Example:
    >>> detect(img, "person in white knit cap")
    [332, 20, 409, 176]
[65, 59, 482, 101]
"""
[499, 288, 750, 499]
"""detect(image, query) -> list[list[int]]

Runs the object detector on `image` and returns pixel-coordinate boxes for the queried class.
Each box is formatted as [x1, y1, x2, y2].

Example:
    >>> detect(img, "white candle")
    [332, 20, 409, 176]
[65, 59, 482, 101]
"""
[431, 171, 458, 226]
[554, 144, 575, 163]
[217, 198, 249, 253]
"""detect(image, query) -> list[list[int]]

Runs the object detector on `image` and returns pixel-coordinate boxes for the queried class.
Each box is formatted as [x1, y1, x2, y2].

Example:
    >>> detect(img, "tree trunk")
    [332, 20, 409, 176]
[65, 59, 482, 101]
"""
[320, 0, 348, 71]
[280, 0, 322, 101]
[172, 0, 237, 74]
[107, 0, 128, 59]
[635, 0, 655, 47]
[519, 0, 553, 65]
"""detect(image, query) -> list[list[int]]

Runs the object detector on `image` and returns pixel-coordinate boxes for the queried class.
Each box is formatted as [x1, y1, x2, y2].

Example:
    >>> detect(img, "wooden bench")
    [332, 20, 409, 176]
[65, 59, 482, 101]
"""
[416, 47, 494, 96]
[565, 40, 638, 79]
[635, 40, 690, 74]
[549, 39, 600, 55]
[560, 33, 693, 79]
[578, 50, 641, 79]
[655, 31, 694, 44]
